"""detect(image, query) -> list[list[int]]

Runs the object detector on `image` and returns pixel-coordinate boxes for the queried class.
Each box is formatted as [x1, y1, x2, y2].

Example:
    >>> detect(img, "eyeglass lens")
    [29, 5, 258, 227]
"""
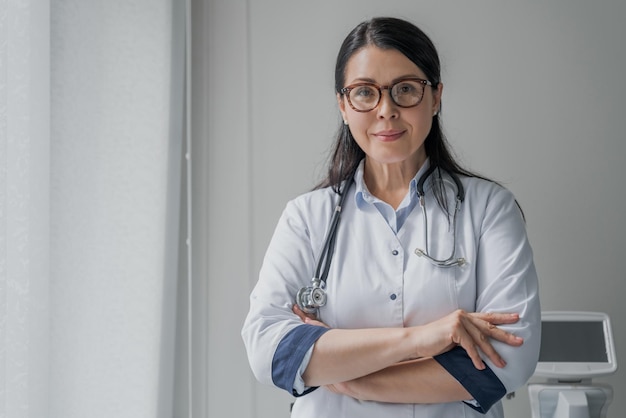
[348, 80, 426, 111]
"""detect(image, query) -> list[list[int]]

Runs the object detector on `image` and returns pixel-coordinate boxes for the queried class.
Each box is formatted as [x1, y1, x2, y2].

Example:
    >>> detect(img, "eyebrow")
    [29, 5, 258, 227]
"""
[348, 74, 423, 85]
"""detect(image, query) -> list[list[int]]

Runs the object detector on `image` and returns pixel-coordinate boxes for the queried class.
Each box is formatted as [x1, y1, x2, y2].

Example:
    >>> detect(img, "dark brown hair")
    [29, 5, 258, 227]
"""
[318, 17, 491, 214]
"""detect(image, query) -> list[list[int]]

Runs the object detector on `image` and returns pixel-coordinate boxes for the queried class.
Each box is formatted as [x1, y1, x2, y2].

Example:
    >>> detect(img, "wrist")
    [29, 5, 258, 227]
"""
[404, 326, 423, 360]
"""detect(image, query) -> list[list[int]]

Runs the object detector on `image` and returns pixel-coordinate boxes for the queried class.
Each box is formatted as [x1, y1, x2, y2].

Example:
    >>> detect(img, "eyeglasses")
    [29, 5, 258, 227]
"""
[340, 77, 433, 112]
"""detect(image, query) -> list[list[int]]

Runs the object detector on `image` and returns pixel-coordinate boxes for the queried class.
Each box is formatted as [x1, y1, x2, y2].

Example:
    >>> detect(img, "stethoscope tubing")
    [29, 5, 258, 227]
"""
[313, 179, 352, 285]
[415, 165, 466, 267]
[298, 165, 466, 313]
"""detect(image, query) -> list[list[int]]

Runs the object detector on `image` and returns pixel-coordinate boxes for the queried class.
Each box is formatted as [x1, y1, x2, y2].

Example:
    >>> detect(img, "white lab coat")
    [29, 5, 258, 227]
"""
[242, 164, 541, 418]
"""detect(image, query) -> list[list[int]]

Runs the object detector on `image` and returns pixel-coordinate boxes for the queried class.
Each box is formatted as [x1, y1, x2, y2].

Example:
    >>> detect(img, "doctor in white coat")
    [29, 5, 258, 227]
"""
[242, 16, 541, 418]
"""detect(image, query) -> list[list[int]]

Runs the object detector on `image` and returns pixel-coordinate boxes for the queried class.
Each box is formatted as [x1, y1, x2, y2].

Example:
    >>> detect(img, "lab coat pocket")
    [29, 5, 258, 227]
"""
[404, 259, 460, 326]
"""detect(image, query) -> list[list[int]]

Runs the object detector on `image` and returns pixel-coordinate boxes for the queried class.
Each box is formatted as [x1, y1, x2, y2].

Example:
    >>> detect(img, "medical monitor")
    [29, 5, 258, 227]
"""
[534, 311, 617, 380]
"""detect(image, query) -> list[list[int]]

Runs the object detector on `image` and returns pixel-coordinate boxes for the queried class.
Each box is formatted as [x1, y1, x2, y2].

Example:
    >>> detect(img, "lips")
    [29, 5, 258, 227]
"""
[373, 129, 405, 142]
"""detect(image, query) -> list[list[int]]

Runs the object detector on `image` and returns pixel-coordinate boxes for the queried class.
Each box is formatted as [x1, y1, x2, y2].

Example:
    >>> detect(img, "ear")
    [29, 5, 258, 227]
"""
[337, 93, 348, 123]
[432, 82, 443, 115]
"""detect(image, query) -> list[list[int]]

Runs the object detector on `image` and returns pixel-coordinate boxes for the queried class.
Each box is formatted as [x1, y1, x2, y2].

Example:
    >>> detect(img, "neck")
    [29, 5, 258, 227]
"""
[363, 156, 426, 209]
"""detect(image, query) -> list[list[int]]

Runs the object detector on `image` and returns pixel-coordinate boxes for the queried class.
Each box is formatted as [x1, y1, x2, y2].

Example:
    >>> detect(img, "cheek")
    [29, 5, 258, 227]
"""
[350, 124, 377, 143]
[408, 108, 435, 132]
[346, 114, 374, 140]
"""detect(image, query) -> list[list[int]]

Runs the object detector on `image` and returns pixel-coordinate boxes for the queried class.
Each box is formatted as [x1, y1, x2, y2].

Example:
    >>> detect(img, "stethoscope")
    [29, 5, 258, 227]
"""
[414, 164, 467, 268]
[296, 164, 466, 314]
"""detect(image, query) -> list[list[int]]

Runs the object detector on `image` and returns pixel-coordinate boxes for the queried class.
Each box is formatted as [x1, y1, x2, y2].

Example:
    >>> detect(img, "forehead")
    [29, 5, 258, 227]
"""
[344, 46, 426, 84]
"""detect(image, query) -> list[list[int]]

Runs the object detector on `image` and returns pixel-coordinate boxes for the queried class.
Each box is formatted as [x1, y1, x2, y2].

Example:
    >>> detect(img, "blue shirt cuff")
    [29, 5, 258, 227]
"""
[434, 346, 506, 413]
[271, 324, 330, 397]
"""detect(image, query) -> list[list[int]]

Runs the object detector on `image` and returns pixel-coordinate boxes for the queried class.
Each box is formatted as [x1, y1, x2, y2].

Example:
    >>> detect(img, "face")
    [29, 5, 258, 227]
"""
[338, 46, 442, 171]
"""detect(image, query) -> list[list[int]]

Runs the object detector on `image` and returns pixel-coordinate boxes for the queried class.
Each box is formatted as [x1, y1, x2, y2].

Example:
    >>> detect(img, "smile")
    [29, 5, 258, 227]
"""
[373, 129, 405, 142]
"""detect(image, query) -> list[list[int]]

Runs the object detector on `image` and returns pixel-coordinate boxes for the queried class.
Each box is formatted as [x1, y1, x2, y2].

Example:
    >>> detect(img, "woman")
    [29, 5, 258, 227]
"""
[242, 17, 540, 417]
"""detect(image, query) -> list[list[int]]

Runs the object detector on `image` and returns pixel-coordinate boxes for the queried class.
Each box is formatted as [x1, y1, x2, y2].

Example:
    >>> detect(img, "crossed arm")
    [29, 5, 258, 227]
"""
[293, 305, 523, 404]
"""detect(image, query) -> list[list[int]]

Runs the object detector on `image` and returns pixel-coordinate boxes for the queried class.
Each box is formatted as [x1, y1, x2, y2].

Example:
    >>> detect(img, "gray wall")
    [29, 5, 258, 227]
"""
[201, 1, 626, 417]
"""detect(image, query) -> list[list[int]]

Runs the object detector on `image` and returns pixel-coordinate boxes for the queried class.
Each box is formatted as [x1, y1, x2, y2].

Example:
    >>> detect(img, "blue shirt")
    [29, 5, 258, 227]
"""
[355, 163, 419, 234]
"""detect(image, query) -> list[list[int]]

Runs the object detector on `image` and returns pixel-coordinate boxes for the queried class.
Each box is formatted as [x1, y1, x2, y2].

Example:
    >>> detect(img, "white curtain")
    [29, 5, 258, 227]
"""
[0, 0, 192, 417]
[0, 1, 50, 417]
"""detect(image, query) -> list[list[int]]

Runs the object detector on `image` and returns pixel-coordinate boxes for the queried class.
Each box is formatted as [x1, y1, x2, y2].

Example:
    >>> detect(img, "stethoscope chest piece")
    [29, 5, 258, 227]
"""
[296, 279, 327, 314]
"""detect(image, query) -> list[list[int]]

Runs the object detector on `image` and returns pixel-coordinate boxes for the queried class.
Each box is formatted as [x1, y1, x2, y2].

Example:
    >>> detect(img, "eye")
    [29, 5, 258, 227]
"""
[394, 82, 418, 96]
[354, 85, 376, 98]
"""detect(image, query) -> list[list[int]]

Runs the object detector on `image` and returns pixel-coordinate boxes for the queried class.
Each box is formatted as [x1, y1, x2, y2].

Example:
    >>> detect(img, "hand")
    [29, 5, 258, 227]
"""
[292, 304, 330, 328]
[324, 381, 362, 399]
[414, 309, 523, 370]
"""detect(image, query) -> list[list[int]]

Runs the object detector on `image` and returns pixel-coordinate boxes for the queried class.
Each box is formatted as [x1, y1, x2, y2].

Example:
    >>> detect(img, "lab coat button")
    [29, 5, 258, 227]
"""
[390, 294, 397, 300]
[391, 250, 399, 256]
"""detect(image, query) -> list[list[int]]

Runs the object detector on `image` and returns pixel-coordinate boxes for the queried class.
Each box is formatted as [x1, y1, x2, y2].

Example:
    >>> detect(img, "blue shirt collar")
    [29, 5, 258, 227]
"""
[353, 158, 432, 210]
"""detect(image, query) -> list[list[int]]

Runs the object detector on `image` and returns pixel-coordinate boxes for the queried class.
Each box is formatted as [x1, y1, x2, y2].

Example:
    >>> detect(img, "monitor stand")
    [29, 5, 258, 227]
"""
[528, 381, 613, 418]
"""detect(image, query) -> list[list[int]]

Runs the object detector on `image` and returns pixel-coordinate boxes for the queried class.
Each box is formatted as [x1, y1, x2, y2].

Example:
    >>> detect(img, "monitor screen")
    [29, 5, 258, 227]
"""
[534, 311, 617, 379]
[540, 320, 607, 362]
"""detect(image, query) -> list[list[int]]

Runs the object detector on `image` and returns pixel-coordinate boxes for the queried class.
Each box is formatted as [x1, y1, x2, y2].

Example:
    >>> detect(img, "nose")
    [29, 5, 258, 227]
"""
[377, 88, 399, 119]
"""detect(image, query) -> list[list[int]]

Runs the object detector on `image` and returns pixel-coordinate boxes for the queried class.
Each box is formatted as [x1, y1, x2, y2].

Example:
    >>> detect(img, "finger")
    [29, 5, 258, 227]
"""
[291, 304, 317, 322]
[468, 313, 524, 346]
[483, 322, 524, 346]
[292, 304, 317, 322]
[292, 304, 307, 321]
[471, 312, 520, 325]
[292, 305, 331, 328]
[325, 382, 358, 399]
[463, 318, 508, 368]
[453, 327, 486, 370]
[324, 384, 339, 394]
[470, 316, 524, 347]
[475, 334, 506, 368]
